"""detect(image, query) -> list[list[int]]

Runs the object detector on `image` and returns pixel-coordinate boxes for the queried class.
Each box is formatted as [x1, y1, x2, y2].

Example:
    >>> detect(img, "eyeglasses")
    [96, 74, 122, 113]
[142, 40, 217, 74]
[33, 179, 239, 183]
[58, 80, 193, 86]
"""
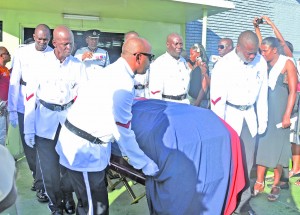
[218, 45, 227, 50]
[133, 52, 155, 61]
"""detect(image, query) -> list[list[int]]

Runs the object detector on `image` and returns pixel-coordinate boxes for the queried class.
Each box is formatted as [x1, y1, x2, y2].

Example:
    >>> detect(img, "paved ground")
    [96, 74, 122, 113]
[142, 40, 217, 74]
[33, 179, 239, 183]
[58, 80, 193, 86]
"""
[1, 157, 300, 215]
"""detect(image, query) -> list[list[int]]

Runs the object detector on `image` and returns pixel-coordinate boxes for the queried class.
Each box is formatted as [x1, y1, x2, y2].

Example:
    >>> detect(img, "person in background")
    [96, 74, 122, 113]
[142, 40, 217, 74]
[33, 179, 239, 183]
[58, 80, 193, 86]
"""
[218, 38, 234, 57]
[209, 38, 234, 66]
[123, 31, 149, 98]
[149, 33, 190, 104]
[24, 25, 87, 215]
[8, 24, 52, 203]
[124, 31, 139, 41]
[210, 30, 268, 215]
[253, 37, 297, 202]
[253, 16, 299, 189]
[254, 15, 292, 58]
[74, 29, 110, 79]
[186, 43, 210, 108]
[0, 47, 11, 146]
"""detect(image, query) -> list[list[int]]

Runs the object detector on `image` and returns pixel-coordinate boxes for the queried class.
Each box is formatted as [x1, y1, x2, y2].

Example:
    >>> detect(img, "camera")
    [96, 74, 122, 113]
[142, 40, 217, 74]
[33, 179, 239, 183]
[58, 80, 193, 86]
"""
[256, 18, 263, 25]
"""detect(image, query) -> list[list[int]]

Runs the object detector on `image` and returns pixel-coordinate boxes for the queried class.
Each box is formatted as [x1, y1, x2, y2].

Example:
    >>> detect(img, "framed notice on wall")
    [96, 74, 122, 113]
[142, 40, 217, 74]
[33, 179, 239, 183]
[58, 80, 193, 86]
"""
[0, 21, 2, 42]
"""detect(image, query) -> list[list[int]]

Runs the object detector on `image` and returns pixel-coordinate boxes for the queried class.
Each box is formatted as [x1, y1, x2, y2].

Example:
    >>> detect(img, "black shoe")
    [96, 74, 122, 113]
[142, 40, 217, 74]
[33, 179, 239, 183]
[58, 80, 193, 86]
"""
[30, 181, 36, 191]
[64, 193, 75, 214]
[51, 209, 63, 215]
[64, 200, 75, 214]
[247, 208, 256, 215]
[267, 182, 289, 190]
[36, 189, 49, 203]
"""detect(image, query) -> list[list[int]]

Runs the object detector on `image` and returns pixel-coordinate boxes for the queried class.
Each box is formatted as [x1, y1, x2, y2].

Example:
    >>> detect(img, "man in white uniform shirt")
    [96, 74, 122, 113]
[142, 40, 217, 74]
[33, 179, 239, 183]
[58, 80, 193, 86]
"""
[210, 30, 268, 215]
[55, 37, 158, 215]
[148, 33, 190, 104]
[8, 24, 52, 202]
[24, 25, 87, 215]
[75, 29, 110, 79]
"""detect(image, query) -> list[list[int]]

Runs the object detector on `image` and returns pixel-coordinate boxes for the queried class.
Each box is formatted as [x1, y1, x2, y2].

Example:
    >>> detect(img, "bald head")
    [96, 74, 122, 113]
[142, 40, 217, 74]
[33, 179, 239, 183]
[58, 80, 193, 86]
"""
[218, 38, 234, 57]
[166, 33, 183, 59]
[52, 25, 74, 62]
[122, 37, 150, 56]
[237, 30, 259, 49]
[124, 31, 139, 42]
[33, 24, 51, 51]
[236, 30, 259, 63]
[121, 37, 153, 75]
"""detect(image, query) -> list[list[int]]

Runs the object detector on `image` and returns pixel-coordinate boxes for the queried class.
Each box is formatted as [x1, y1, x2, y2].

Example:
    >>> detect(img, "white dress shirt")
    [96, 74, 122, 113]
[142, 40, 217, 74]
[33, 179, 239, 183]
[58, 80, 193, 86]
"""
[148, 52, 190, 104]
[210, 49, 268, 137]
[134, 71, 149, 98]
[74, 47, 110, 80]
[57, 57, 158, 174]
[8, 43, 53, 114]
[24, 51, 87, 139]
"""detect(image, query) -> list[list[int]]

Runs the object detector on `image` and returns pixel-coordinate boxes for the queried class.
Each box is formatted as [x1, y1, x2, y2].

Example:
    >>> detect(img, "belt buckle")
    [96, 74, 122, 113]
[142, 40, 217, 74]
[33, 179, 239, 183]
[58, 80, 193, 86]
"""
[136, 84, 143, 90]
[239, 105, 247, 111]
[53, 106, 62, 112]
[180, 95, 185, 100]
[93, 137, 101, 144]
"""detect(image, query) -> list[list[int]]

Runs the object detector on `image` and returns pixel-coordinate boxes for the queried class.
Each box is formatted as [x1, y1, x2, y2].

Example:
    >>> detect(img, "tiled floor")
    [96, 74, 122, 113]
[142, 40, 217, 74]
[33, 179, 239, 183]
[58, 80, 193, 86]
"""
[1, 157, 300, 215]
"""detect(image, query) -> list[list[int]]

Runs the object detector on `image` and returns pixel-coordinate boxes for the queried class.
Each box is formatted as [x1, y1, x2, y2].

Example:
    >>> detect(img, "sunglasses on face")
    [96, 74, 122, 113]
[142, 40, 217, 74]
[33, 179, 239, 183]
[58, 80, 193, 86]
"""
[218, 45, 227, 50]
[134, 52, 155, 61]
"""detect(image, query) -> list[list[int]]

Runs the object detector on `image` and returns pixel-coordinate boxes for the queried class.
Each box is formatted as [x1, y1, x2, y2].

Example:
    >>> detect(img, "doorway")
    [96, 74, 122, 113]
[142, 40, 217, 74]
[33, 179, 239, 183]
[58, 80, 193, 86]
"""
[24, 28, 124, 63]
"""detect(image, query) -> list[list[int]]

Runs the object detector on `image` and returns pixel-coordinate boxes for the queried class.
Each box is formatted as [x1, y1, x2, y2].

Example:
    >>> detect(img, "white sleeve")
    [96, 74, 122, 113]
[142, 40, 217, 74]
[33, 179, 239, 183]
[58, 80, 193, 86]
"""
[210, 61, 228, 119]
[74, 50, 83, 62]
[148, 61, 163, 99]
[112, 89, 154, 170]
[23, 77, 39, 135]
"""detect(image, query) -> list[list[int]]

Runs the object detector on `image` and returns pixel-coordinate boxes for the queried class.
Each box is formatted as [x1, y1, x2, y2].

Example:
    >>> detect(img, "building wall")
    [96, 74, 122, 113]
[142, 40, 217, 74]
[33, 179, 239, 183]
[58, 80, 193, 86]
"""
[0, 8, 185, 68]
[186, 0, 300, 60]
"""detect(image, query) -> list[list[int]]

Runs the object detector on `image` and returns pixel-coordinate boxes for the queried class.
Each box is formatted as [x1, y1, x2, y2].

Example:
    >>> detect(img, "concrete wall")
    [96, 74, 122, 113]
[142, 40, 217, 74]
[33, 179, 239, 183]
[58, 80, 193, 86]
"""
[186, 0, 300, 60]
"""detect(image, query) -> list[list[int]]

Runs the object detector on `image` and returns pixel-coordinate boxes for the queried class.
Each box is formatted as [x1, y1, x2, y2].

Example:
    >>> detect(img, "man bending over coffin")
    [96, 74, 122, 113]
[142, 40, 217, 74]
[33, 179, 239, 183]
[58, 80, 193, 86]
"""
[55, 37, 158, 215]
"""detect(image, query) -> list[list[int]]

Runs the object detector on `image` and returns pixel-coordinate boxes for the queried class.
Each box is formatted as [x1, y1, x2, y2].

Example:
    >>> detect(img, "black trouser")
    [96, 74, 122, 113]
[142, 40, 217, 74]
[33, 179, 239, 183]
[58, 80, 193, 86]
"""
[67, 169, 108, 215]
[35, 125, 74, 211]
[234, 121, 256, 213]
[18, 112, 43, 190]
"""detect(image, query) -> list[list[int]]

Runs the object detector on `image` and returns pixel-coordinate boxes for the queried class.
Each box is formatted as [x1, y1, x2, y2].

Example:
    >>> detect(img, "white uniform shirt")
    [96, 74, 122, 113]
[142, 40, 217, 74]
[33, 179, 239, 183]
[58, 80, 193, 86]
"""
[148, 52, 190, 104]
[8, 43, 53, 113]
[210, 49, 268, 137]
[134, 71, 149, 98]
[56, 75, 116, 172]
[74, 47, 110, 79]
[24, 51, 87, 139]
[57, 57, 157, 173]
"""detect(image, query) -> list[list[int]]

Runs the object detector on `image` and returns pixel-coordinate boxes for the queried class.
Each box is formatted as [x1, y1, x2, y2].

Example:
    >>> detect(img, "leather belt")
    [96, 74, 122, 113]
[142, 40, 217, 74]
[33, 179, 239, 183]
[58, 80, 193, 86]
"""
[20, 78, 27, 86]
[226, 101, 252, 111]
[39, 99, 74, 112]
[134, 84, 145, 90]
[64, 119, 105, 145]
[162, 93, 187, 101]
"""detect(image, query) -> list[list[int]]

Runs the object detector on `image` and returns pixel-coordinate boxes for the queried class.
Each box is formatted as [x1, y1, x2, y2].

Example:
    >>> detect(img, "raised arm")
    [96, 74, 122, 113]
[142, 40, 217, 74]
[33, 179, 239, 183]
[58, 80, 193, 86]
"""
[262, 16, 293, 57]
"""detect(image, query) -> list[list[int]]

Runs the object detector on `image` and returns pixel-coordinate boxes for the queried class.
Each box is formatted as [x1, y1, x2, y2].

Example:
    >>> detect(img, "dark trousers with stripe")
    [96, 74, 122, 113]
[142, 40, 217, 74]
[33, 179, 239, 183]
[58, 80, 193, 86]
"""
[234, 121, 256, 213]
[35, 125, 73, 211]
[18, 112, 43, 190]
[67, 169, 108, 215]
